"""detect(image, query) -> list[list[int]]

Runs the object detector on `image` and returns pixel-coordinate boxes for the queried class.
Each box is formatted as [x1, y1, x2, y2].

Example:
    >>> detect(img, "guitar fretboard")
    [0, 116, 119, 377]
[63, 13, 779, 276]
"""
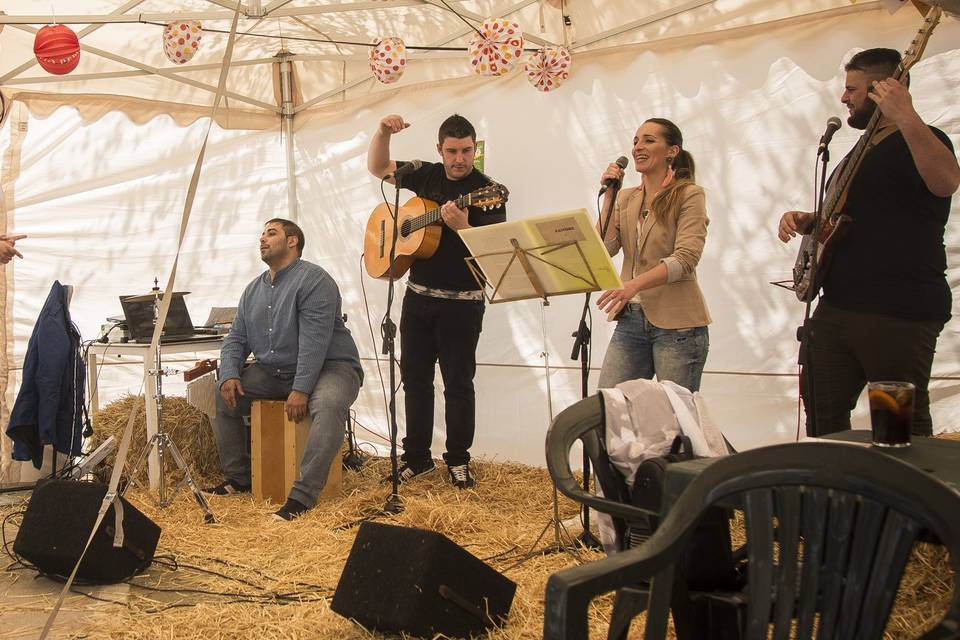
[402, 193, 477, 236]
[824, 8, 939, 221]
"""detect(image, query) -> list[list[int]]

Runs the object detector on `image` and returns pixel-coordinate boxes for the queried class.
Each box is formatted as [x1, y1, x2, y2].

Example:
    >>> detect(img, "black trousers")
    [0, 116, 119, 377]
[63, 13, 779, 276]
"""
[801, 301, 943, 437]
[400, 290, 485, 467]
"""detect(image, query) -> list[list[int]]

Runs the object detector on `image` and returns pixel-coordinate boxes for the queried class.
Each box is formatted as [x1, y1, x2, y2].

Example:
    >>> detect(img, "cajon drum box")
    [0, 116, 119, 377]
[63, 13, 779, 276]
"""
[250, 400, 342, 505]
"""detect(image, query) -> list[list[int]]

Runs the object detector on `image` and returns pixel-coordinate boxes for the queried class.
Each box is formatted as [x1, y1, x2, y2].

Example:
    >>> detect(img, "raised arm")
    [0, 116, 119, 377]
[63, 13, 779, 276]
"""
[367, 114, 410, 184]
[870, 79, 960, 197]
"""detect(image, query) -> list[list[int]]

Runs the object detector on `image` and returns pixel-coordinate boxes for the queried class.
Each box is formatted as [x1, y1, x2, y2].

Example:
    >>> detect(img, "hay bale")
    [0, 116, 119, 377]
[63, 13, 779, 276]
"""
[91, 395, 220, 486]
[0, 435, 953, 638]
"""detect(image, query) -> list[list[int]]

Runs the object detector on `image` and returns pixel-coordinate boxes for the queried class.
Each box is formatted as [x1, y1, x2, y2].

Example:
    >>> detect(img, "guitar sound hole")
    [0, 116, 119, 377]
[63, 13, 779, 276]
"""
[400, 221, 411, 238]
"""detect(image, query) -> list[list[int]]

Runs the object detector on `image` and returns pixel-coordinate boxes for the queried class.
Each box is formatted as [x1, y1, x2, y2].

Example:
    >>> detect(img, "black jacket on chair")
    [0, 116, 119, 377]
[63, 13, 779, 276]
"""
[6, 281, 85, 468]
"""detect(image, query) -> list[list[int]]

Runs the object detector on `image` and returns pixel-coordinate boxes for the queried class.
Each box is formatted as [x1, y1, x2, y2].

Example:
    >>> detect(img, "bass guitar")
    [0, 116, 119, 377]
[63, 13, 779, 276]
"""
[791, 4, 942, 301]
[363, 183, 509, 280]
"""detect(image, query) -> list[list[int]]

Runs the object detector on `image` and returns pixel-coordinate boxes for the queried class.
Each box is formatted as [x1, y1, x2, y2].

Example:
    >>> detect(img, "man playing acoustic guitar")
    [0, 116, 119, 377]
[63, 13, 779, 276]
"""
[367, 113, 507, 489]
[778, 48, 959, 437]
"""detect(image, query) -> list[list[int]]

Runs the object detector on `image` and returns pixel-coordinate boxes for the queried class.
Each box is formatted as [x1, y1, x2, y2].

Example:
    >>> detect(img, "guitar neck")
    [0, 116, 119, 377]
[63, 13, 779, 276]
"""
[408, 193, 474, 233]
[824, 6, 941, 218]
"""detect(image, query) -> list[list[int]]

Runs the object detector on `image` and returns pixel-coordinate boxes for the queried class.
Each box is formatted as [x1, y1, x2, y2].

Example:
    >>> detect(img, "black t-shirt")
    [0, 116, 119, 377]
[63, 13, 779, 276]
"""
[398, 161, 507, 291]
[822, 126, 954, 323]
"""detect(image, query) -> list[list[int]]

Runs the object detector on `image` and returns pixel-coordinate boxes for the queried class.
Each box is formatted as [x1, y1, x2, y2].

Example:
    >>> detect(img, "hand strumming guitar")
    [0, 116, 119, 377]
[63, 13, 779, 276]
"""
[777, 211, 814, 243]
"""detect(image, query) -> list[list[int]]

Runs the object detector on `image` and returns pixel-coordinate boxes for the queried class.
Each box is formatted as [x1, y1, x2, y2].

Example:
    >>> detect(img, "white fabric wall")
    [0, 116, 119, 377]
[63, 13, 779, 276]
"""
[4, 7, 959, 475]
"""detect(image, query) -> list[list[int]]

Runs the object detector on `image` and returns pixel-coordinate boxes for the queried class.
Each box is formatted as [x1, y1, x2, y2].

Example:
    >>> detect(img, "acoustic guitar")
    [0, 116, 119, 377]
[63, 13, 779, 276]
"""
[363, 183, 509, 280]
[791, 5, 942, 301]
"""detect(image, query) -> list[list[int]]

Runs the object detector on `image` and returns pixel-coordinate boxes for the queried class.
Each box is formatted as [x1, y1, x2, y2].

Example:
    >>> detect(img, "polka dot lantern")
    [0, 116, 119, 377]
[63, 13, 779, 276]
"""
[34, 24, 81, 75]
[369, 37, 406, 84]
[163, 21, 203, 65]
[468, 18, 524, 76]
[525, 46, 572, 92]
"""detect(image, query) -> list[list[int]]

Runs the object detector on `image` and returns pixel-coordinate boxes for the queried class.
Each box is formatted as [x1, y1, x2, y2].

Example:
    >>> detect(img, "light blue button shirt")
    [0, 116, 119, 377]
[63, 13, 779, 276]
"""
[219, 258, 362, 393]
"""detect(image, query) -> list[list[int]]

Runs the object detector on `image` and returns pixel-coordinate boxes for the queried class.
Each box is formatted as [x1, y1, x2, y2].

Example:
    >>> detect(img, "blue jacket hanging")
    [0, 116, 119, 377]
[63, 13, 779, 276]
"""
[6, 281, 86, 468]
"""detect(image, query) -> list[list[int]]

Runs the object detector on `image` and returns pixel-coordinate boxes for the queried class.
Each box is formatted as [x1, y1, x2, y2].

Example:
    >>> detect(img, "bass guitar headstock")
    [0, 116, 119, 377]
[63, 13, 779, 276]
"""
[899, 4, 942, 77]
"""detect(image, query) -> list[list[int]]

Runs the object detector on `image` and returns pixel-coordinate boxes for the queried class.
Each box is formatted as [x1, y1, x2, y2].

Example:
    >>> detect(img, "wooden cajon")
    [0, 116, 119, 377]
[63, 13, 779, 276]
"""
[250, 400, 342, 505]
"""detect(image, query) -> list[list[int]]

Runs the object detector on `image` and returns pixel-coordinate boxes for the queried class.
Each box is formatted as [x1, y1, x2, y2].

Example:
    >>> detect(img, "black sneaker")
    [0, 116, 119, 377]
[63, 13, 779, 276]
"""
[388, 460, 437, 484]
[447, 463, 475, 489]
[273, 498, 310, 521]
[202, 479, 251, 496]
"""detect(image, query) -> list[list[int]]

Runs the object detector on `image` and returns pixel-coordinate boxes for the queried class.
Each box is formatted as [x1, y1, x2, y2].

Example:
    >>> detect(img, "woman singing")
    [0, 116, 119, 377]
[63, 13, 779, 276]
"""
[596, 118, 711, 391]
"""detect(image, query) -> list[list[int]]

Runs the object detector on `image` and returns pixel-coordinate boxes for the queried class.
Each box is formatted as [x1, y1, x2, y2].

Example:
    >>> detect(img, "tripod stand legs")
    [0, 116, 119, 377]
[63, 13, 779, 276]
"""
[126, 431, 216, 524]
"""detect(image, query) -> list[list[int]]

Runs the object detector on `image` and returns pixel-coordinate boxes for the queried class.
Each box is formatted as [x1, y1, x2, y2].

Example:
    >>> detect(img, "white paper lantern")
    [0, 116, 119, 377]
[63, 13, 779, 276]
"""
[468, 18, 524, 76]
[369, 37, 407, 84]
[162, 21, 202, 65]
[525, 46, 572, 92]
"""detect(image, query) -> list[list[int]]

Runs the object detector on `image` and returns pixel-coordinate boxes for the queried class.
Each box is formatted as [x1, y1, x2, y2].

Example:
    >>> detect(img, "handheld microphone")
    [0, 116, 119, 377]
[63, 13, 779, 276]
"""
[386, 159, 423, 180]
[817, 117, 842, 155]
[598, 156, 630, 196]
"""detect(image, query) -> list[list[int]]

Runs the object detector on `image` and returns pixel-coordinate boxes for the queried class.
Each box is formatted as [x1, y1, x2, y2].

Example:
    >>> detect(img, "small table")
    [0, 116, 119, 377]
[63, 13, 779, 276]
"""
[663, 431, 960, 510]
[660, 432, 960, 639]
[87, 338, 223, 489]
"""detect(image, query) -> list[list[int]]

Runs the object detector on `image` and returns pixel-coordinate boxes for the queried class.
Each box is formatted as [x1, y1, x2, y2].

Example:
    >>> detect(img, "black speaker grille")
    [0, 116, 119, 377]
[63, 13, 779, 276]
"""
[13, 480, 161, 584]
[331, 521, 516, 638]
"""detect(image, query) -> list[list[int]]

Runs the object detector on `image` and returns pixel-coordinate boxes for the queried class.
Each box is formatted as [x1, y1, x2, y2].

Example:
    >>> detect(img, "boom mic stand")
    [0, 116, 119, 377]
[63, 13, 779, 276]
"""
[380, 172, 407, 515]
[565, 181, 621, 550]
[796, 142, 834, 436]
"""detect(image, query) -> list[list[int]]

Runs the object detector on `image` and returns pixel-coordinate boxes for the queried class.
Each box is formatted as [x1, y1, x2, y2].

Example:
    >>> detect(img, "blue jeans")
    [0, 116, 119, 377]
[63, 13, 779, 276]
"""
[212, 361, 361, 507]
[597, 304, 709, 392]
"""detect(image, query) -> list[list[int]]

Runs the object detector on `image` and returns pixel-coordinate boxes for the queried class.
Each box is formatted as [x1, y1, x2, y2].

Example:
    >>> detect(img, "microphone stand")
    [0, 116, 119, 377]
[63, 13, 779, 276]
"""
[566, 182, 620, 550]
[796, 143, 833, 436]
[381, 172, 406, 514]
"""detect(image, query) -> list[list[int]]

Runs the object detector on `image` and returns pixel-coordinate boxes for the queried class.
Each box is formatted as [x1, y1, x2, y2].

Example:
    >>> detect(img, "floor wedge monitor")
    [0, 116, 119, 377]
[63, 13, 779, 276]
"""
[13, 479, 161, 584]
[331, 521, 516, 638]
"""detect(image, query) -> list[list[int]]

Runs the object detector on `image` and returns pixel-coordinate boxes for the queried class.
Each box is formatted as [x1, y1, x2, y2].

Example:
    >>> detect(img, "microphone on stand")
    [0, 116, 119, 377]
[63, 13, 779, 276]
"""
[817, 117, 842, 155]
[386, 159, 423, 181]
[598, 156, 630, 196]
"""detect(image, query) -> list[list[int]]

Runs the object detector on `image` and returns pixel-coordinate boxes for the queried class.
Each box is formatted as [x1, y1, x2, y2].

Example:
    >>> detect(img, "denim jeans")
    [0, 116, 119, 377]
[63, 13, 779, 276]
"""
[597, 304, 709, 392]
[400, 290, 485, 467]
[211, 360, 361, 507]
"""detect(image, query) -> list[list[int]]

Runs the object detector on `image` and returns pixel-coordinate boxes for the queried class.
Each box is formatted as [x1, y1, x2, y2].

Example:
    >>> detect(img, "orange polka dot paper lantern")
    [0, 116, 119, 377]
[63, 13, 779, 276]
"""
[163, 21, 203, 65]
[369, 37, 406, 84]
[34, 24, 81, 75]
[525, 46, 572, 92]
[468, 18, 524, 76]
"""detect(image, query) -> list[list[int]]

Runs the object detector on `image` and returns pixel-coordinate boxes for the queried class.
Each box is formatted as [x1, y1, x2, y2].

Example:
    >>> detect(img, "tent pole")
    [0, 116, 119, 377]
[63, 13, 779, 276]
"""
[278, 52, 298, 220]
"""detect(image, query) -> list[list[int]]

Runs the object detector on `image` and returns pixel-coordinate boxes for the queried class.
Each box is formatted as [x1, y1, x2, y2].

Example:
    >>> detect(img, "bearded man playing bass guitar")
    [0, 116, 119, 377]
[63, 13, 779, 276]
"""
[778, 48, 960, 437]
[367, 113, 507, 489]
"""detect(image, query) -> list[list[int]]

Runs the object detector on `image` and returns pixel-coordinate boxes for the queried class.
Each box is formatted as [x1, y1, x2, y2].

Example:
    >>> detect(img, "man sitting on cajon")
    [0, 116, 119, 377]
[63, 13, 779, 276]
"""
[204, 218, 363, 521]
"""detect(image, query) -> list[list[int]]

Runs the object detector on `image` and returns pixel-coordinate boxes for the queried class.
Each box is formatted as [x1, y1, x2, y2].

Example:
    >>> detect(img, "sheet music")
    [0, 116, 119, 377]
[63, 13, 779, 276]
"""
[459, 209, 622, 302]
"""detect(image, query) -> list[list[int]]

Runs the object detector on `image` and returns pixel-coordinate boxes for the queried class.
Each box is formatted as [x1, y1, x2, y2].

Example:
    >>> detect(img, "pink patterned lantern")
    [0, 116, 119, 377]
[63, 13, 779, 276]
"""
[162, 21, 202, 65]
[468, 18, 524, 76]
[525, 46, 572, 92]
[369, 37, 407, 84]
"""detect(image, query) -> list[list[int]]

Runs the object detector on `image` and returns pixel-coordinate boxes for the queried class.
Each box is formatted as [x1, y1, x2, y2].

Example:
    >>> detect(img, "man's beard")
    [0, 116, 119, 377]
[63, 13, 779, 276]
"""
[847, 99, 877, 130]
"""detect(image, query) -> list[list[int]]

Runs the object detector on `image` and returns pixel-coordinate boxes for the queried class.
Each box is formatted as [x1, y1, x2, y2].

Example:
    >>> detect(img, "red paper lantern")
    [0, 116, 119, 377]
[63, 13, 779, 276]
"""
[34, 24, 81, 75]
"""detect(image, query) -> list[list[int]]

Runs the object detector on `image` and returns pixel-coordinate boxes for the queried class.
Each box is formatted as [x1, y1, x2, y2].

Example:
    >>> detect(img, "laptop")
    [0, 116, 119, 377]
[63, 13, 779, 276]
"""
[119, 293, 219, 344]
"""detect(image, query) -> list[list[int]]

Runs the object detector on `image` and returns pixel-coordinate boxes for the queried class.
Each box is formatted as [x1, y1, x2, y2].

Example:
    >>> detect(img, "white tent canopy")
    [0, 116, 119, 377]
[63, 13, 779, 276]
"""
[2, 0, 959, 483]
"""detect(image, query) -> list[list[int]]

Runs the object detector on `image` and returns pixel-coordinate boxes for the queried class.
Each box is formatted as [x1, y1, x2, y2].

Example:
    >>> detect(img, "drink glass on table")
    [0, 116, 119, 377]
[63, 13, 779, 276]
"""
[867, 381, 915, 448]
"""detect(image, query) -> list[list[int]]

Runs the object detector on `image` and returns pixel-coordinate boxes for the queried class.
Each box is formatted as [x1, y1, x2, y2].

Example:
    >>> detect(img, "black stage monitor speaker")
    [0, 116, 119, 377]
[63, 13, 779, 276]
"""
[331, 521, 516, 638]
[13, 479, 161, 584]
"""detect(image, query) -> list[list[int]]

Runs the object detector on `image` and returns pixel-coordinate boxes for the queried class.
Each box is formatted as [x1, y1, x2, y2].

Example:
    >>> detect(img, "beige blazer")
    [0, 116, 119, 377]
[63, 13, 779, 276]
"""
[604, 181, 711, 329]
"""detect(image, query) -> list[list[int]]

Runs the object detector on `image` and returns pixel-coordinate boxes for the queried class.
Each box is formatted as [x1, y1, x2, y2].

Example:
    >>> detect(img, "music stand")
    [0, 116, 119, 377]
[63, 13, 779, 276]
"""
[459, 209, 621, 552]
[461, 209, 621, 304]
